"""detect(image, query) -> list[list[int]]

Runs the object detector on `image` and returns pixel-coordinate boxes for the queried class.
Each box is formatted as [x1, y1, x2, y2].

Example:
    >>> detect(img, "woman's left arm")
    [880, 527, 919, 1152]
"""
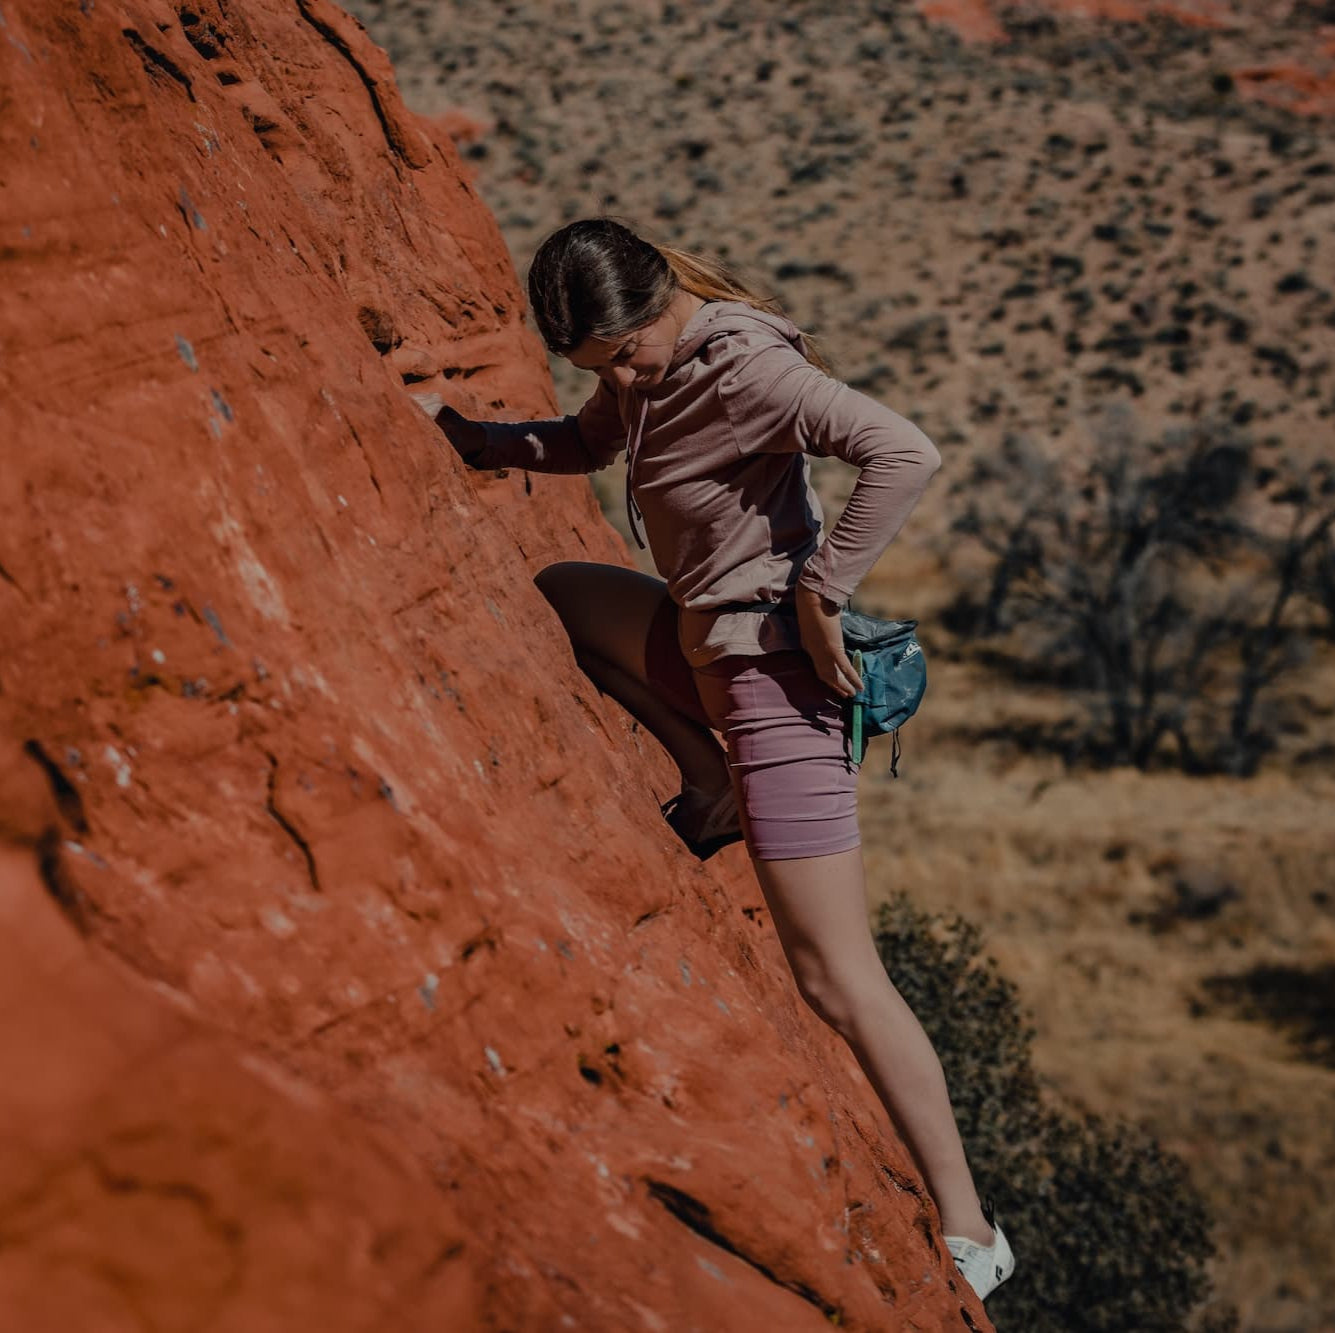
[718, 336, 943, 696]
[799, 401, 940, 590]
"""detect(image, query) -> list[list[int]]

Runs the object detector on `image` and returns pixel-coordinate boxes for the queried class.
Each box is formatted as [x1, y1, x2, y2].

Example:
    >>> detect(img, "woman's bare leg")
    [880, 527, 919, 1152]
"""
[753, 846, 995, 1247]
[538, 561, 984, 1225]
[534, 561, 729, 795]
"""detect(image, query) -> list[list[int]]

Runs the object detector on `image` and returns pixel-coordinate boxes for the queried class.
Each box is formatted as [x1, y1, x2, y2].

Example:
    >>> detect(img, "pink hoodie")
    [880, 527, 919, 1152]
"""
[472, 299, 942, 666]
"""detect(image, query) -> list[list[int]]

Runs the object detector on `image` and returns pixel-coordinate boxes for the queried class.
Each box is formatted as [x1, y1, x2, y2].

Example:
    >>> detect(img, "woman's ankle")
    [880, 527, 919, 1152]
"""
[940, 1205, 994, 1248]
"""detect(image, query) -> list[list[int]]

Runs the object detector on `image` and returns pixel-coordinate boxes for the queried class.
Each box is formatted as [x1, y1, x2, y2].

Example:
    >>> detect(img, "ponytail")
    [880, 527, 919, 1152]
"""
[657, 243, 833, 375]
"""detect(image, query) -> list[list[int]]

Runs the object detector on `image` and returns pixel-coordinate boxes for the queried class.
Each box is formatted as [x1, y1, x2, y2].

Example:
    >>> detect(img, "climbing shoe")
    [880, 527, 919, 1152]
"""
[944, 1198, 1015, 1302]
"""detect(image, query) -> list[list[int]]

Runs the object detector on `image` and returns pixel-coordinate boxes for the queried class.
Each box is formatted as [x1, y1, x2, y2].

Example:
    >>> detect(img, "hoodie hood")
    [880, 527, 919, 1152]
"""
[620, 299, 813, 550]
[664, 299, 808, 378]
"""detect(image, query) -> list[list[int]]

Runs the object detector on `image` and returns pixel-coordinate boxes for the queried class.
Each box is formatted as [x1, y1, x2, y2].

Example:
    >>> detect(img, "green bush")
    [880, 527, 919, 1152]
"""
[872, 891, 1217, 1331]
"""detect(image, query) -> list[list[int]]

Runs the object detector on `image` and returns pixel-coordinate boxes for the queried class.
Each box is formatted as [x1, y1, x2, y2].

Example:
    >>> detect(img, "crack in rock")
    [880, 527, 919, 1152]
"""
[122, 27, 196, 102]
[0, 558, 30, 600]
[293, 0, 428, 168]
[644, 1178, 842, 1320]
[263, 752, 322, 893]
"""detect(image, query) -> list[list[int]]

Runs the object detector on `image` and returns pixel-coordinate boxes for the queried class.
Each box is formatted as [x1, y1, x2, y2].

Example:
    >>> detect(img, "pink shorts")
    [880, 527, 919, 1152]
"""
[644, 593, 861, 861]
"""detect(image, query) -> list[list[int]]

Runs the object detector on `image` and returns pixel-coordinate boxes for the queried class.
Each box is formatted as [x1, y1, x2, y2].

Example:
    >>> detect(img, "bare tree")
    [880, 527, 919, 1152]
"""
[947, 405, 1334, 774]
[1306, 523, 1335, 642]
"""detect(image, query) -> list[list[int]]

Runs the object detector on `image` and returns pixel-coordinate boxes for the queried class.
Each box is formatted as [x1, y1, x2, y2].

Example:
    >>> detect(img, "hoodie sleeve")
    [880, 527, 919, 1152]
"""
[468, 377, 627, 474]
[716, 331, 941, 606]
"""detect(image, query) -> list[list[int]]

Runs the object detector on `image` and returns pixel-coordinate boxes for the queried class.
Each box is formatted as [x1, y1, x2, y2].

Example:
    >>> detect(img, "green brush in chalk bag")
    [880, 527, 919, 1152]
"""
[717, 600, 927, 776]
[841, 611, 926, 775]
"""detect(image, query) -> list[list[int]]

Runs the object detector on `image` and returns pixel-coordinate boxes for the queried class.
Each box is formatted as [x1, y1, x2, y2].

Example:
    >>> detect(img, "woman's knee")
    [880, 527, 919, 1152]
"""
[533, 560, 668, 677]
[791, 960, 885, 1037]
[534, 561, 607, 648]
[790, 961, 852, 1032]
[534, 560, 586, 610]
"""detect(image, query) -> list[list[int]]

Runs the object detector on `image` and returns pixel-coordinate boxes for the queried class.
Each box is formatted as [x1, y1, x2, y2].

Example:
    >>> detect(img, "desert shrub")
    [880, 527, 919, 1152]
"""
[945, 405, 1335, 774]
[873, 890, 1215, 1332]
[1200, 962, 1335, 1069]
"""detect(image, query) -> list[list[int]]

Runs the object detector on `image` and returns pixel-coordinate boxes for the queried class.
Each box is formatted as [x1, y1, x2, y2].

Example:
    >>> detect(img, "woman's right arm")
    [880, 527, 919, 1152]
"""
[412, 377, 626, 475]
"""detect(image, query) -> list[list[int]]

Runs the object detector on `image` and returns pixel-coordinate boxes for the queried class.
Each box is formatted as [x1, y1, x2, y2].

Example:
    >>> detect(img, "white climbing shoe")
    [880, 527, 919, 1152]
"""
[945, 1200, 1015, 1302]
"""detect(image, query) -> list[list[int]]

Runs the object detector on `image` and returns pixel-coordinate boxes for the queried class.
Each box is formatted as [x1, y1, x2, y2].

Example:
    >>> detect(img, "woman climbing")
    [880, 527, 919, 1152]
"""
[414, 216, 1014, 1305]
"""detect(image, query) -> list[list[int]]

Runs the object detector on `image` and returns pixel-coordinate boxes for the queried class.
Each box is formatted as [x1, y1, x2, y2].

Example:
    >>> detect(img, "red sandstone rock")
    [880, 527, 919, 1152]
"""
[0, 3, 988, 1328]
[917, 0, 1234, 45]
[0, 752, 473, 1332]
[918, 0, 1335, 118]
[1233, 34, 1335, 118]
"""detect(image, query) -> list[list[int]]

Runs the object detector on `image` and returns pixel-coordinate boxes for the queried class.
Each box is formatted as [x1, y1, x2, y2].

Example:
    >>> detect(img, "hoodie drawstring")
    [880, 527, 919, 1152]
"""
[624, 394, 649, 550]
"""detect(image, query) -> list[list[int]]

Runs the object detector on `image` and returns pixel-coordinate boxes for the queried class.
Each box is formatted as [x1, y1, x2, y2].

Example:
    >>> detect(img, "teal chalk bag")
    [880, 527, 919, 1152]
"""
[840, 611, 927, 774]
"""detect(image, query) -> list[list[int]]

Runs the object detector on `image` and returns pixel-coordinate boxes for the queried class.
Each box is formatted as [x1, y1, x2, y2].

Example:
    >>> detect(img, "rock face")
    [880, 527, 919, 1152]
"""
[0, 3, 986, 1328]
[0, 751, 474, 1332]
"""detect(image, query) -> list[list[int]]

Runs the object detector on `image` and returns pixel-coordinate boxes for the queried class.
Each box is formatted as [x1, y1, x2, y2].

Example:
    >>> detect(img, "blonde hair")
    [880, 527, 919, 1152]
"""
[657, 242, 834, 375]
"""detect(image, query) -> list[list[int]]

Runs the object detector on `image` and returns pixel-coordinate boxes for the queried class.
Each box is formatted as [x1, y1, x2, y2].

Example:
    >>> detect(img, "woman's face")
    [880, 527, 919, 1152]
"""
[565, 305, 681, 392]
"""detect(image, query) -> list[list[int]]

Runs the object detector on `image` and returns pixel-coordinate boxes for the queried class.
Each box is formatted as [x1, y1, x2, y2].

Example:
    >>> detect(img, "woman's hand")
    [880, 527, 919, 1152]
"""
[407, 379, 487, 462]
[433, 403, 487, 461]
[795, 584, 863, 699]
